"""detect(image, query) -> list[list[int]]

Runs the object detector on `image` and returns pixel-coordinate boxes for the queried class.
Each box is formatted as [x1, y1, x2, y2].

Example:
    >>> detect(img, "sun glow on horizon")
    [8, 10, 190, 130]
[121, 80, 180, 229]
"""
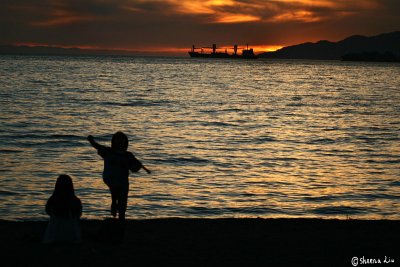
[108, 44, 285, 54]
[11, 43, 284, 55]
[118, 45, 284, 54]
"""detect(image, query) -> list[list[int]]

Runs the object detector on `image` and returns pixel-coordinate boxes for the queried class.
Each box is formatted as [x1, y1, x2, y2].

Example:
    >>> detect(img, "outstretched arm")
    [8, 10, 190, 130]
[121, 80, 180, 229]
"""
[87, 135, 102, 150]
[142, 165, 151, 174]
[129, 155, 151, 174]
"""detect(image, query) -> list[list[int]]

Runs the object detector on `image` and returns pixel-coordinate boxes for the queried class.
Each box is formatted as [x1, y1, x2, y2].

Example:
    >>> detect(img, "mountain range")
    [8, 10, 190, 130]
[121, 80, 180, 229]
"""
[1, 31, 400, 61]
[0, 45, 164, 56]
[258, 31, 400, 61]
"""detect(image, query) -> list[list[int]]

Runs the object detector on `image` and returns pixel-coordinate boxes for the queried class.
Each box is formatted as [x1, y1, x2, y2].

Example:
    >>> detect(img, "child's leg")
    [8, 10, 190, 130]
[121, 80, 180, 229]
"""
[109, 186, 118, 218]
[117, 187, 129, 221]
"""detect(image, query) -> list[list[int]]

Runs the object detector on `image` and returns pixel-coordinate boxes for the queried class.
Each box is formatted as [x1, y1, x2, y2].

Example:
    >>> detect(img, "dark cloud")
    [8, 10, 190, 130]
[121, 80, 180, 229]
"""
[1, 0, 399, 52]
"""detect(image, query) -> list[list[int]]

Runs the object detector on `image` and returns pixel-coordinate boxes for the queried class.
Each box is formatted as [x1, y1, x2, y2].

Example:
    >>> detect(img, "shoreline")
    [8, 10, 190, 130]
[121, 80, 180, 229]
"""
[1, 218, 399, 266]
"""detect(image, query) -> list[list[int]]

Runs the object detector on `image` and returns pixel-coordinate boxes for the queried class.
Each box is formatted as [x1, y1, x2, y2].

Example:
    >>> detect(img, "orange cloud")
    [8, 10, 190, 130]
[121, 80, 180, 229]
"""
[262, 0, 381, 23]
[111, 0, 385, 25]
[3, 0, 399, 55]
[268, 10, 321, 23]
[270, 0, 336, 8]
[269, 0, 379, 9]
[172, 0, 236, 14]
[154, 0, 380, 25]
[214, 14, 261, 23]
[165, 0, 263, 23]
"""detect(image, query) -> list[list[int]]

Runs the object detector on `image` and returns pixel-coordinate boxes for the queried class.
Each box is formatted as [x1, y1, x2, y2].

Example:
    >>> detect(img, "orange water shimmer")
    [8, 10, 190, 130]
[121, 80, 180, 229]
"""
[1, 56, 400, 220]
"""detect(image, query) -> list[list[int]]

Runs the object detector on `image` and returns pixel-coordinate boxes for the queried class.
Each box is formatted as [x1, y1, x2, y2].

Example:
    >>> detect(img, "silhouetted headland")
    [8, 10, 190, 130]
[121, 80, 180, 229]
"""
[259, 31, 400, 62]
[1, 218, 398, 266]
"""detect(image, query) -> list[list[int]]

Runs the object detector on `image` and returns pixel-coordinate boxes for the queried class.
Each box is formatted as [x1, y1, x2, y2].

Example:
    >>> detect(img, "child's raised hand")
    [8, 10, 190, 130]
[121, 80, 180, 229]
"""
[142, 166, 151, 174]
[88, 135, 101, 149]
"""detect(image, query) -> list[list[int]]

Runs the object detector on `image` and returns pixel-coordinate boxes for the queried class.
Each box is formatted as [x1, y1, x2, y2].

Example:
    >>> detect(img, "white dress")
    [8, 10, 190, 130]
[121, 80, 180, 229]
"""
[43, 215, 81, 244]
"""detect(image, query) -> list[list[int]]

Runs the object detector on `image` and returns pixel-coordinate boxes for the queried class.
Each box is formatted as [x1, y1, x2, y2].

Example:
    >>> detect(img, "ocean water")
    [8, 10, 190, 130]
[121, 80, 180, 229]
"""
[0, 55, 399, 221]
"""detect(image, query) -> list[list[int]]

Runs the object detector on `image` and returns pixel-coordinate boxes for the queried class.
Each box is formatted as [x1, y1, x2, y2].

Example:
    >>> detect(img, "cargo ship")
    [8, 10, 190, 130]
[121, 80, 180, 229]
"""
[188, 44, 258, 59]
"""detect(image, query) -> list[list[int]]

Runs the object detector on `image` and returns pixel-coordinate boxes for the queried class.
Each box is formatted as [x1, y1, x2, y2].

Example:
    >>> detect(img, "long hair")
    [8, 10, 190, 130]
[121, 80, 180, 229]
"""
[111, 131, 129, 151]
[53, 174, 76, 198]
[46, 175, 81, 218]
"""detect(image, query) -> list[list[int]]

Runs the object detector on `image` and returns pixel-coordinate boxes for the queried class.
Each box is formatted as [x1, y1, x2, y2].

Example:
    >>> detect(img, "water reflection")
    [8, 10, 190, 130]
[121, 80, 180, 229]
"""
[0, 56, 399, 220]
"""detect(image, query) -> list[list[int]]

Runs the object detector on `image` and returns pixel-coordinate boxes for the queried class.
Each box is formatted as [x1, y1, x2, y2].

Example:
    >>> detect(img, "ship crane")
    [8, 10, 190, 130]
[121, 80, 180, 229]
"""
[192, 45, 209, 54]
[188, 43, 257, 59]
[191, 45, 202, 52]
[194, 44, 246, 54]
[200, 44, 230, 54]
[199, 44, 220, 54]
[227, 44, 250, 55]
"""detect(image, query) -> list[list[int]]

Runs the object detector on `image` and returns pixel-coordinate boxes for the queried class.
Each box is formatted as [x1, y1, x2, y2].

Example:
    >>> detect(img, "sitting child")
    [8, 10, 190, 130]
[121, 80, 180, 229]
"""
[43, 174, 82, 244]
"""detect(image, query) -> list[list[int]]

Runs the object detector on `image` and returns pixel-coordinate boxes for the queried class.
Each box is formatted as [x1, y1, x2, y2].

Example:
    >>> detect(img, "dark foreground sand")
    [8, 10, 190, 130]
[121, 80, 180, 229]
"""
[1, 218, 399, 267]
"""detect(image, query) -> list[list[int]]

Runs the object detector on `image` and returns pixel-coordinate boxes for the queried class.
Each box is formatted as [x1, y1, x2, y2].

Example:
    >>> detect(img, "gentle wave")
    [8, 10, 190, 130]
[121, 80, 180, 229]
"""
[310, 206, 378, 216]
[101, 99, 173, 107]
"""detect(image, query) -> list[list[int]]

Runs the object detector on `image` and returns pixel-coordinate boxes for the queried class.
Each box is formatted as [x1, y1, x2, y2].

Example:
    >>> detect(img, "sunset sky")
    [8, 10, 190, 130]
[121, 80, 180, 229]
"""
[1, 0, 400, 54]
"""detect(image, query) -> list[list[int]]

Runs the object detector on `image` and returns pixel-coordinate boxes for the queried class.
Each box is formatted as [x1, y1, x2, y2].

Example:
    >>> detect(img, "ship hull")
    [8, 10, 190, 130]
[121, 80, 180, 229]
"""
[188, 52, 257, 59]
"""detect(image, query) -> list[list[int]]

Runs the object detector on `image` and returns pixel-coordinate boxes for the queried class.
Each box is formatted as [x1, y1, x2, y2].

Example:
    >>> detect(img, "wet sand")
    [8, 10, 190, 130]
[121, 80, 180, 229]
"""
[1, 218, 398, 266]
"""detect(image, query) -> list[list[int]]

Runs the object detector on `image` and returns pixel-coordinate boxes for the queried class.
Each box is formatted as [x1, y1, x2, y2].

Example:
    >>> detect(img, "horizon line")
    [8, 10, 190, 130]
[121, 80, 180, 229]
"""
[3, 43, 283, 56]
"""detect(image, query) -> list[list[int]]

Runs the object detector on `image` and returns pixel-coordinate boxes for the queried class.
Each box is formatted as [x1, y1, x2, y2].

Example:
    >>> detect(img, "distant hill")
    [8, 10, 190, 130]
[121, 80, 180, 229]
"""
[0, 45, 83, 55]
[259, 31, 400, 61]
[0, 45, 159, 56]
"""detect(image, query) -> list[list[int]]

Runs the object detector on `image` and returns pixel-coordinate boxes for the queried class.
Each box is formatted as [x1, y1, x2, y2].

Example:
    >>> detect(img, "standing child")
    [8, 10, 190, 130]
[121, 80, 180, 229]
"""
[43, 174, 82, 244]
[88, 132, 150, 221]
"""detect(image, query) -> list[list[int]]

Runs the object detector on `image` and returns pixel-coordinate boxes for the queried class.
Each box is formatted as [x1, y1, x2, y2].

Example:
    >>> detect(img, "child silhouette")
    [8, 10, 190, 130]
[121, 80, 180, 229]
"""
[88, 132, 150, 221]
[43, 174, 82, 244]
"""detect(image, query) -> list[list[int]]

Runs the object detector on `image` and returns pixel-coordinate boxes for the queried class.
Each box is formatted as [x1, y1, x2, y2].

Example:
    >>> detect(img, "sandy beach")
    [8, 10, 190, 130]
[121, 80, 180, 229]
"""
[0, 218, 398, 266]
